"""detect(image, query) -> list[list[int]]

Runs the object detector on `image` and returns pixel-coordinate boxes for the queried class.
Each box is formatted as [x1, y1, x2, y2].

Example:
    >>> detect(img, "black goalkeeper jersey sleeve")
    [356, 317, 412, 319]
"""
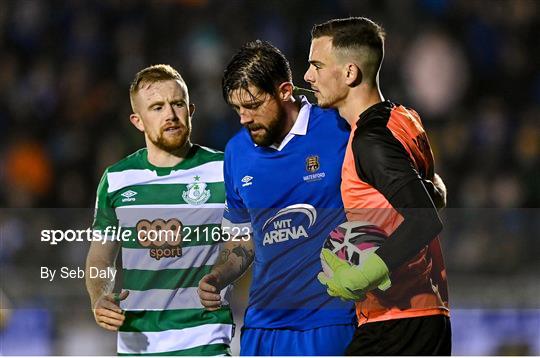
[351, 120, 443, 271]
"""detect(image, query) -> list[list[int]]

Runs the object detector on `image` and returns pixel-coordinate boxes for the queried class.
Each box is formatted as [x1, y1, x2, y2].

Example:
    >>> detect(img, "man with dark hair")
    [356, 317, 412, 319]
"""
[197, 40, 356, 355]
[86, 64, 233, 355]
[305, 17, 451, 355]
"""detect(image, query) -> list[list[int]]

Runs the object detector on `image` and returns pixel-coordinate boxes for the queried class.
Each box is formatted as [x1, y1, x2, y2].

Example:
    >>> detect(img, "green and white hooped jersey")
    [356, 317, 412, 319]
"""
[93, 145, 233, 356]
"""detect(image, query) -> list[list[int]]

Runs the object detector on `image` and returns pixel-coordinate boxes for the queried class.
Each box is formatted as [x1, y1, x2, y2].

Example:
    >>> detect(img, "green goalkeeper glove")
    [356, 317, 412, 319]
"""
[317, 248, 392, 301]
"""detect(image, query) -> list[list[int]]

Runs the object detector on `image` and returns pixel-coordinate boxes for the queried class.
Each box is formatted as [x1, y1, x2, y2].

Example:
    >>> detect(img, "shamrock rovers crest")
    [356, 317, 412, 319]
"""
[182, 176, 211, 205]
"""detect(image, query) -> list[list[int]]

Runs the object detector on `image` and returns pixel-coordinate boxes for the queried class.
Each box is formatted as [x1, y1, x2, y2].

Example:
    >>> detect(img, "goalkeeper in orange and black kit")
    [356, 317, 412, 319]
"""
[304, 17, 451, 355]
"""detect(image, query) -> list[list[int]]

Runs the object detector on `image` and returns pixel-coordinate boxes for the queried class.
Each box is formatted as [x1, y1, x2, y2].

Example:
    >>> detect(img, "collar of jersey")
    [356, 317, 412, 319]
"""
[254, 95, 312, 151]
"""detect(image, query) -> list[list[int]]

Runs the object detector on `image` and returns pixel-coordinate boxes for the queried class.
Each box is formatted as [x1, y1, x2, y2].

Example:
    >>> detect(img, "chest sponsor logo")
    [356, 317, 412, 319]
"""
[182, 176, 211, 205]
[121, 190, 137, 202]
[136, 218, 183, 260]
[262, 204, 317, 246]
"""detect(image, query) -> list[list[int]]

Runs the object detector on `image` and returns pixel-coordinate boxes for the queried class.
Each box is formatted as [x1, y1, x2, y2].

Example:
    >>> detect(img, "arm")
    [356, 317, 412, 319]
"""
[86, 171, 128, 331]
[319, 124, 443, 299]
[85, 240, 120, 308]
[86, 238, 128, 331]
[198, 236, 254, 311]
[199, 145, 255, 310]
[351, 124, 443, 270]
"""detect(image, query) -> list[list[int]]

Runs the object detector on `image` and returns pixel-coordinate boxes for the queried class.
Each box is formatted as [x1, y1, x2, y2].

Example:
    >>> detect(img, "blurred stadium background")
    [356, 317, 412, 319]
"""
[1, 0, 539, 355]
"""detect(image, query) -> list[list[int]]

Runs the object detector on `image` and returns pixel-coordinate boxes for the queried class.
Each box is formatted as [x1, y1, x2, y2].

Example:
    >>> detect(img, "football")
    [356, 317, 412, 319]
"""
[322, 221, 387, 267]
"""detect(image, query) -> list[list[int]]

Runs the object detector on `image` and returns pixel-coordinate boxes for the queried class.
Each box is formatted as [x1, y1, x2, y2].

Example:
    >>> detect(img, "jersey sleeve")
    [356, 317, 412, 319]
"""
[352, 124, 421, 200]
[92, 170, 118, 232]
[352, 123, 442, 270]
[222, 146, 252, 235]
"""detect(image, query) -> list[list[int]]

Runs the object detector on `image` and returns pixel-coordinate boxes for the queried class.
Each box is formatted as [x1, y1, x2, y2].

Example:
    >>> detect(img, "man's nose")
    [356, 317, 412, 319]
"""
[239, 109, 253, 126]
[165, 103, 179, 120]
[304, 67, 314, 83]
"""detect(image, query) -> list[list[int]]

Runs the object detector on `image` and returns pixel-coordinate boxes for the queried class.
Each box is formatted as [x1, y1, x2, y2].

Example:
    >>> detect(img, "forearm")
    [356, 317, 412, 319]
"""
[85, 242, 119, 307]
[85, 260, 115, 307]
[376, 208, 442, 271]
[376, 179, 443, 271]
[211, 238, 254, 289]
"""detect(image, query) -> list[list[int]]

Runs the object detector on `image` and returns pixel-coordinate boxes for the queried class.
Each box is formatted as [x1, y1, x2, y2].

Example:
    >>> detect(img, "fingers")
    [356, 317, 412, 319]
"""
[198, 275, 218, 293]
[95, 303, 125, 319]
[115, 290, 130, 302]
[317, 272, 329, 286]
[92, 292, 126, 332]
[321, 249, 348, 271]
[95, 310, 125, 329]
[98, 322, 119, 331]
[198, 274, 222, 311]
[91, 291, 132, 331]
[326, 287, 339, 297]
[97, 296, 123, 314]
[103, 290, 129, 305]
[93, 303, 126, 331]
[318, 271, 340, 297]
[318, 270, 364, 301]
[198, 287, 222, 310]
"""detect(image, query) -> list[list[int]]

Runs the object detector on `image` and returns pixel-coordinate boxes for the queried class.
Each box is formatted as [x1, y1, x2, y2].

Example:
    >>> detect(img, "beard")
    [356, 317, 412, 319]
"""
[149, 123, 191, 153]
[315, 91, 338, 109]
[246, 103, 287, 147]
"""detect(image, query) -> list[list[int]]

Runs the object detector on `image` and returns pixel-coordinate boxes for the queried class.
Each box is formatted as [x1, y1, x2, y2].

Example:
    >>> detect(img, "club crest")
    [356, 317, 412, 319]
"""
[182, 176, 211, 205]
[306, 155, 320, 173]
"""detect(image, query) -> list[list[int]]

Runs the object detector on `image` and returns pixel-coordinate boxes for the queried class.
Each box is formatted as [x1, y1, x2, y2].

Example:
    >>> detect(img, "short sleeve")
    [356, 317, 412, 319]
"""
[92, 171, 119, 232]
[222, 146, 252, 234]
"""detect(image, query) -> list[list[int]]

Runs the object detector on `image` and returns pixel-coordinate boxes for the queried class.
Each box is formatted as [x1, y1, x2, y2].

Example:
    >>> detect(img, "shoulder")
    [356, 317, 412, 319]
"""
[192, 144, 224, 162]
[310, 104, 342, 122]
[105, 148, 147, 174]
[310, 104, 338, 117]
[224, 128, 251, 154]
[95, 149, 145, 195]
[353, 101, 396, 145]
[309, 105, 350, 134]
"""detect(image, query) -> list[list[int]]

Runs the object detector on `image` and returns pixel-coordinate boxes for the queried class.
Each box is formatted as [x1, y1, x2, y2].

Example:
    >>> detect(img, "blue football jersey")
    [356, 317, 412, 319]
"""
[223, 99, 355, 329]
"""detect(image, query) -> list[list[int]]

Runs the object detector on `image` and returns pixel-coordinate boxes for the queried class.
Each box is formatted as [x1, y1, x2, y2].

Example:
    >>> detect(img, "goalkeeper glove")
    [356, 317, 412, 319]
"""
[317, 248, 391, 301]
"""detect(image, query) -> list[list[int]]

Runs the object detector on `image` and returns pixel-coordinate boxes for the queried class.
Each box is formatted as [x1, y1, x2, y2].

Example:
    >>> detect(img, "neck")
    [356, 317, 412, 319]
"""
[339, 83, 384, 127]
[146, 141, 193, 167]
[274, 98, 301, 146]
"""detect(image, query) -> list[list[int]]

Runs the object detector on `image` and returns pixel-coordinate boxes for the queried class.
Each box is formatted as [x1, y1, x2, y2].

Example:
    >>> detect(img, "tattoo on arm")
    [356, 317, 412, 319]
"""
[232, 245, 254, 272]
[219, 249, 231, 264]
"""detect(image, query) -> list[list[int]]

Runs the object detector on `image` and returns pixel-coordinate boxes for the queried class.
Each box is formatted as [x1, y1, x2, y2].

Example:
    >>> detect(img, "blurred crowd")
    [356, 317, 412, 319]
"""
[0, 0, 539, 354]
[1, 0, 538, 209]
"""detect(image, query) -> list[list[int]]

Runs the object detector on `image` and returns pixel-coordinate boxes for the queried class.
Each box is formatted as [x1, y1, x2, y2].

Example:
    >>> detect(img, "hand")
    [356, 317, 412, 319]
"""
[198, 273, 223, 311]
[92, 290, 129, 331]
[317, 249, 391, 301]
[424, 174, 446, 211]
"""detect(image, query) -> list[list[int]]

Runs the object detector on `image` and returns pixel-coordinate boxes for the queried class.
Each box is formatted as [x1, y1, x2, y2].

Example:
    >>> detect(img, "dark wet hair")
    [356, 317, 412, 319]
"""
[222, 40, 292, 104]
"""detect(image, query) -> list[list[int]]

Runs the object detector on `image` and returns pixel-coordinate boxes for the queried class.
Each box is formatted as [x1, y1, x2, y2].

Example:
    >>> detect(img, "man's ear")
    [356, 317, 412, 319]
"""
[277, 82, 294, 102]
[189, 103, 195, 117]
[345, 63, 362, 87]
[130, 113, 145, 132]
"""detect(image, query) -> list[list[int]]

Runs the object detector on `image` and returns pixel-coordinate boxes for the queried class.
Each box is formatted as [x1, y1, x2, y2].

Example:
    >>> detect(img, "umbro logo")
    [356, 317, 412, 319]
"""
[241, 176, 253, 187]
[121, 190, 137, 202]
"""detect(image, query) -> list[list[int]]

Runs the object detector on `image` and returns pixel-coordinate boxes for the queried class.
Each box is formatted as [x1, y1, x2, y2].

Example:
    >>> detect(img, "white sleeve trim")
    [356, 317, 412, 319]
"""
[221, 217, 253, 235]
